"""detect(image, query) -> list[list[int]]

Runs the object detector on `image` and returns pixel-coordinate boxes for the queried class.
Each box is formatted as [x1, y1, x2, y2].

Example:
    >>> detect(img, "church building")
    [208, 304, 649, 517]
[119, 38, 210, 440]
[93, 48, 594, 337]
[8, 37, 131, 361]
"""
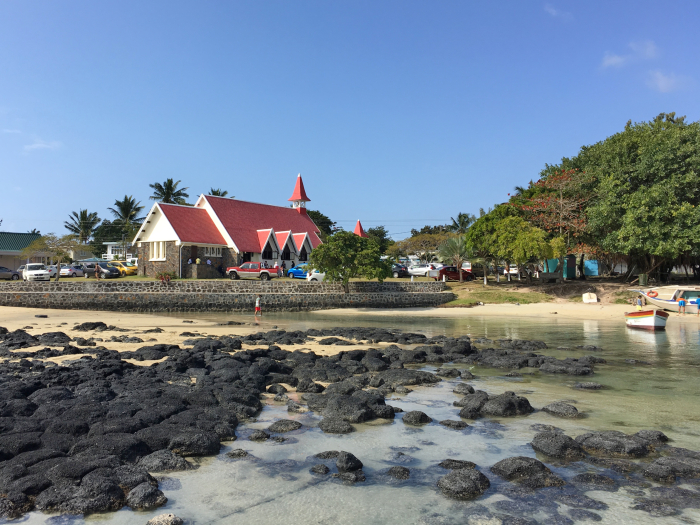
[133, 175, 323, 278]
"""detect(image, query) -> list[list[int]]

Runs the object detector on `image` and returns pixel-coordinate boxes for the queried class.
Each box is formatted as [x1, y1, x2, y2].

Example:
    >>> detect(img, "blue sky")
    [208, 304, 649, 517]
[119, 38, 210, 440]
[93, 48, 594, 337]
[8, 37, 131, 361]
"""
[1, 1, 698, 241]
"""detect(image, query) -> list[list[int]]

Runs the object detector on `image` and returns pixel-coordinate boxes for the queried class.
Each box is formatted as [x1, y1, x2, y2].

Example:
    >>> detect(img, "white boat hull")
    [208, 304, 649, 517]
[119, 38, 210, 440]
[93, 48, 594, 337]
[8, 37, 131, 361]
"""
[625, 310, 669, 331]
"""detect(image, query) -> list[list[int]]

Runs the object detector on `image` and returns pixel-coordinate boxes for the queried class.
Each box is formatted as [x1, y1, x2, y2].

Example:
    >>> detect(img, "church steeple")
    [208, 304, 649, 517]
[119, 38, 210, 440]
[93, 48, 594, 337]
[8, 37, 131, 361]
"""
[354, 220, 368, 238]
[288, 174, 310, 214]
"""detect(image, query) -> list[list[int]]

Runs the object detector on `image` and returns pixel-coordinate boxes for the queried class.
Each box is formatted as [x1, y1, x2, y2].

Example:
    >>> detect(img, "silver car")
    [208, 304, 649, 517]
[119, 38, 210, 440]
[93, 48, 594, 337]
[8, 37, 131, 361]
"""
[0, 266, 20, 280]
[60, 265, 84, 277]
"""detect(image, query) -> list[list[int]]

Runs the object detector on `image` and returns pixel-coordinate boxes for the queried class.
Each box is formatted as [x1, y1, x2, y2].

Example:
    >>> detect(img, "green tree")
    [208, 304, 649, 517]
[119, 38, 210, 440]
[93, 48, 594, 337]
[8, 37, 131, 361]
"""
[366, 225, 394, 254]
[448, 213, 476, 234]
[389, 232, 453, 263]
[307, 210, 337, 241]
[209, 188, 231, 197]
[438, 236, 471, 282]
[410, 224, 448, 236]
[309, 230, 392, 292]
[27, 228, 41, 234]
[491, 217, 553, 283]
[21, 234, 81, 282]
[465, 205, 517, 285]
[149, 178, 190, 205]
[64, 209, 100, 243]
[109, 196, 145, 230]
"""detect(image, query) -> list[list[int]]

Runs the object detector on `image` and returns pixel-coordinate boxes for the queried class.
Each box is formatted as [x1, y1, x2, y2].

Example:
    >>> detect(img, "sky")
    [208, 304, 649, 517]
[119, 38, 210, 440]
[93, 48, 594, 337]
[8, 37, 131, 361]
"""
[1, 1, 699, 241]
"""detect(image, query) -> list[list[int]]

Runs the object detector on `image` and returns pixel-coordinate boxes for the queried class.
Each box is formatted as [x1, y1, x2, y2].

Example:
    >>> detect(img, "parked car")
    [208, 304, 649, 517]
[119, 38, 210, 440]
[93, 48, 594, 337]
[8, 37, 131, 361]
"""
[23, 263, 51, 281]
[59, 264, 84, 278]
[16, 265, 26, 275]
[436, 266, 475, 282]
[83, 262, 121, 279]
[392, 264, 409, 278]
[46, 265, 59, 278]
[0, 266, 21, 280]
[226, 262, 278, 281]
[287, 264, 308, 279]
[307, 269, 325, 282]
[408, 264, 439, 277]
[109, 261, 138, 276]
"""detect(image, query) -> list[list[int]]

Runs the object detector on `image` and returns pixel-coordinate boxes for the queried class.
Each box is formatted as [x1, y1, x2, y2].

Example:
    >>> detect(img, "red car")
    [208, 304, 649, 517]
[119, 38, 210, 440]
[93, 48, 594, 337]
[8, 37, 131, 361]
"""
[435, 266, 474, 282]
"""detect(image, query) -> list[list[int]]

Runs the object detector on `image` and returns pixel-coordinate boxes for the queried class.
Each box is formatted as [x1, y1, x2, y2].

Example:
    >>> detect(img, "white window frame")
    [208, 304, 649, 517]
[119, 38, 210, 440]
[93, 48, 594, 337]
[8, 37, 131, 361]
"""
[202, 246, 222, 258]
[150, 241, 166, 261]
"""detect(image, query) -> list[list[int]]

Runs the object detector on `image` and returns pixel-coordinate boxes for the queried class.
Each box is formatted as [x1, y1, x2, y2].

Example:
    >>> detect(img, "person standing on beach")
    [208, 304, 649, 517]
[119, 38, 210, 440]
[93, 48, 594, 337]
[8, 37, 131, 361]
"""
[254, 294, 262, 317]
[636, 296, 643, 311]
[678, 296, 686, 315]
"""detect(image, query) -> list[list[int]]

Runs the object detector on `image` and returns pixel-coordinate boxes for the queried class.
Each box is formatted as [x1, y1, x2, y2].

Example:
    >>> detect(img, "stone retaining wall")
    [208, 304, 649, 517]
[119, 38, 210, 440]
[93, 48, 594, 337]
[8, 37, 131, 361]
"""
[0, 280, 448, 294]
[0, 280, 454, 312]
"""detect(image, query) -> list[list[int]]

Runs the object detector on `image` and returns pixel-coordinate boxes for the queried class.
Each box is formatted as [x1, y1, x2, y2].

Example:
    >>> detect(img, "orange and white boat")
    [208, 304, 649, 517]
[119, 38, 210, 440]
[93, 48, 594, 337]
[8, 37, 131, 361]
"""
[625, 309, 669, 331]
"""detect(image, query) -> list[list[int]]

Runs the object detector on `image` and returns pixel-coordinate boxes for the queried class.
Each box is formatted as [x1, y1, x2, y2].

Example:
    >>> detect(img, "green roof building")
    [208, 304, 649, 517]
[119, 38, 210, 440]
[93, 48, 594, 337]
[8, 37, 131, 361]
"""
[0, 232, 43, 270]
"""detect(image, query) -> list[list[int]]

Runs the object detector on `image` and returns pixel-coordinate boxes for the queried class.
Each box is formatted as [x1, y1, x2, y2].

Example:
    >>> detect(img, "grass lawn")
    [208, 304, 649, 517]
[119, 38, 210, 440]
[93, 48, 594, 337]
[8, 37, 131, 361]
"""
[443, 280, 554, 306]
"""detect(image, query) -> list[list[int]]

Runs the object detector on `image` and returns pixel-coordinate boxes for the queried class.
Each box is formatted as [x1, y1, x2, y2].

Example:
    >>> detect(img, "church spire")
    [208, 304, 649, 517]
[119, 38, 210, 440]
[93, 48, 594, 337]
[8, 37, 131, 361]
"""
[288, 174, 310, 214]
[354, 220, 368, 238]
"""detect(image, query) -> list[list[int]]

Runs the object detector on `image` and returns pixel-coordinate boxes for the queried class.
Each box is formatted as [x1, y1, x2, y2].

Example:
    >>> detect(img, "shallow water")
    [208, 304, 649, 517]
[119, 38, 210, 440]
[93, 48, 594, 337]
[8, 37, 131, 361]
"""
[19, 313, 700, 524]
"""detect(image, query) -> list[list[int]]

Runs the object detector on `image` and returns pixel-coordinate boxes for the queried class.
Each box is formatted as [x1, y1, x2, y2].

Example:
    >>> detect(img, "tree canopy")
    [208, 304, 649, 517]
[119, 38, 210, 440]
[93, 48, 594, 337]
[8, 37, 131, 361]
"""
[438, 236, 471, 282]
[209, 188, 230, 197]
[149, 179, 190, 205]
[309, 231, 391, 292]
[366, 225, 394, 254]
[307, 210, 337, 241]
[64, 209, 100, 243]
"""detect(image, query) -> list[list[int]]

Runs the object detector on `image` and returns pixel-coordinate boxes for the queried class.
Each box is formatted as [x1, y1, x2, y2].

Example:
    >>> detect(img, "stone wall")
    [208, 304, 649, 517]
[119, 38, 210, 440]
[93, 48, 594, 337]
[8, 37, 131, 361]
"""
[0, 280, 454, 312]
[0, 280, 449, 294]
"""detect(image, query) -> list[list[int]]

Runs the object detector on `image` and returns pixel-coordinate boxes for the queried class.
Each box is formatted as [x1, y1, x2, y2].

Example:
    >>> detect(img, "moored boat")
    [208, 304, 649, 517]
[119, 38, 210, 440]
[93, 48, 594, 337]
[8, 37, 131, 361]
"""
[632, 286, 700, 314]
[625, 309, 669, 331]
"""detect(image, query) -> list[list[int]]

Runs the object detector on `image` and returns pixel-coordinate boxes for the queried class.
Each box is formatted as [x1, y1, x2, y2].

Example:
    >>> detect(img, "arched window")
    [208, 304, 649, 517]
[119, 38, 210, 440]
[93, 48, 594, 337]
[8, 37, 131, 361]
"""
[262, 242, 273, 260]
[282, 244, 291, 260]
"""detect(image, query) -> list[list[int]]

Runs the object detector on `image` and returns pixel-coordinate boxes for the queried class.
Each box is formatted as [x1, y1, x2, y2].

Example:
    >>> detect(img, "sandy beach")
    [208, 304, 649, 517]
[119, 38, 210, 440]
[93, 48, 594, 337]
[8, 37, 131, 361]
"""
[3, 301, 699, 337]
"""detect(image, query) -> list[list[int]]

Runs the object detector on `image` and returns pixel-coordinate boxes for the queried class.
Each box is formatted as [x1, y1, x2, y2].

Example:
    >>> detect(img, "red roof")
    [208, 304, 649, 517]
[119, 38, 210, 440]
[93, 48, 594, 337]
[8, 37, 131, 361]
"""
[205, 196, 322, 253]
[354, 220, 368, 238]
[288, 174, 310, 202]
[159, 204, 227, 245]
[275, 231, 293, 252]
[257, 229, 274, 251]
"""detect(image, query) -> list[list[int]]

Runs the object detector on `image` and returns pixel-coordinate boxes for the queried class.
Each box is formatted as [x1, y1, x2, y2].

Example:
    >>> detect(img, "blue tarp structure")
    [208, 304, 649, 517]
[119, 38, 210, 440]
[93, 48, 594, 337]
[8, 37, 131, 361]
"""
[584, 260, 599, 276]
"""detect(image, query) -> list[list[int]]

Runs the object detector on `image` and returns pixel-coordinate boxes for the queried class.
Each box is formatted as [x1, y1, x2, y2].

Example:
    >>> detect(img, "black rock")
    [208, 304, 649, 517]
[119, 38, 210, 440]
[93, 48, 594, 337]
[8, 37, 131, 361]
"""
[319, 418, 354, 434]
[453, 383, 475, 395]
[168, 430, 220, 456]
[332, 470, 366, 483]
[403, 411, 432, 426]
[138, 450, 193, 472]
[542, 402, 580, 418]
[438, 459, 476, 470]
[249, 430, 270, 442]
[310, 464, 330, 475]
[126, 482, 167, 510]
[387, 466, 410, 480]
[643, 456, 700, 483]
[457, 391, 490, 419]
[480, 392, 534, 417]
[437, 468, 490, 499]
[267, 384, 288, 395]
[336, 451, 363, 472]
[267, 419, 302, 433]
[571, 473, 615, 486]
[575, 431, 650, 458]
[439, 420, 468, 430]
[573, 382, 602, 390]
[226, 449, 249, 459]
[531, 431, 585, 459]
[490, 456, 565, 488]
[315, 450, 339, 459]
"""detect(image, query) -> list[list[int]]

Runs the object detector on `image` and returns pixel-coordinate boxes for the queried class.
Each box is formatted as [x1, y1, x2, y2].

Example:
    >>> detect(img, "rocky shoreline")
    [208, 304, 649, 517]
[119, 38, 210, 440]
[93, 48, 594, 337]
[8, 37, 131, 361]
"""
[0, 323, 698, 522]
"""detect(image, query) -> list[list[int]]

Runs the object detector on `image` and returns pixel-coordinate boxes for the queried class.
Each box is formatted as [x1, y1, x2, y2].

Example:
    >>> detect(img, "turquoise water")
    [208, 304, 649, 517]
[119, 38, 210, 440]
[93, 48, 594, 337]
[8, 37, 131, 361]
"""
[21, 313, 700, 524]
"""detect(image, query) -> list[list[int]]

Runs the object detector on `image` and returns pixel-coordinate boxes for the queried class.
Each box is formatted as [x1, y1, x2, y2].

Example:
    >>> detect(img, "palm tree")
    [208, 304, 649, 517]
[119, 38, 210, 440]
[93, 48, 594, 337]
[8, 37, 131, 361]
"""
[64, 209, 100, 243]
[108, 195, 145, 229]
[149, 178, 189, 204]
[438, 236, 471, 282]
[209, 188, 232, 197]
[449, 212, 476, 234]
